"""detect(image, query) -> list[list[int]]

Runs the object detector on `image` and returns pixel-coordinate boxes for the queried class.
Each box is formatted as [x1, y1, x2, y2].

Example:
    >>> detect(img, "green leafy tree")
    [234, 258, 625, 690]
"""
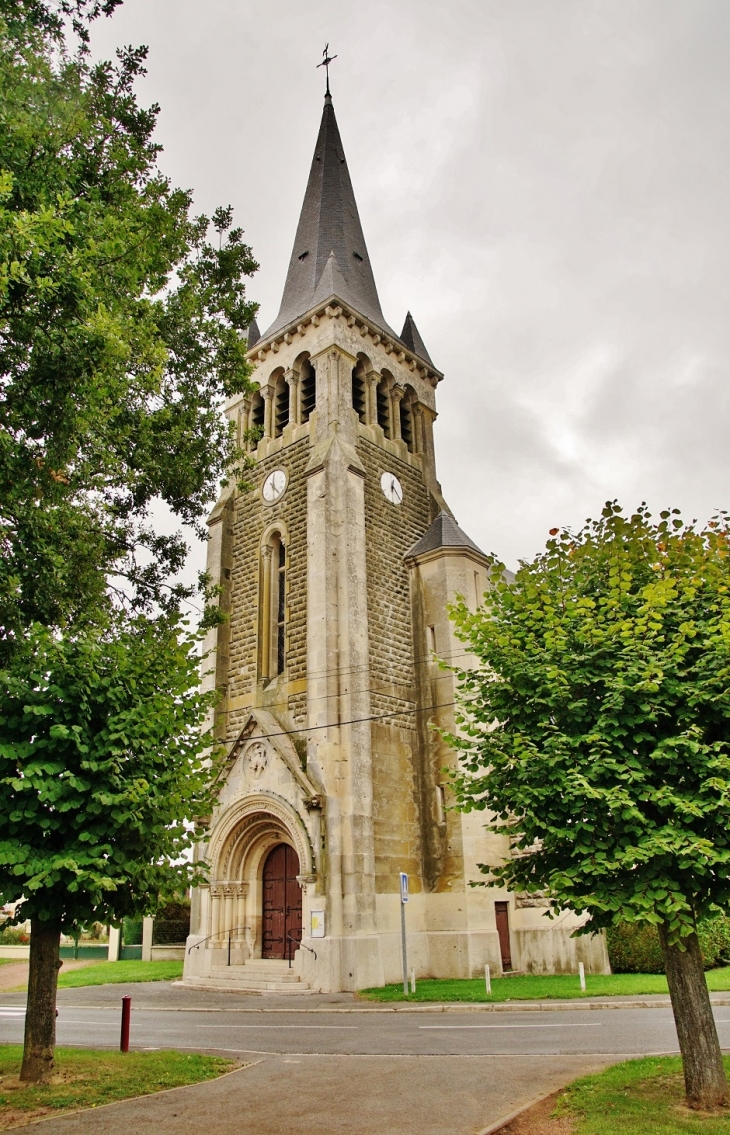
[0, 6, 257, 656]
[0, 0, 258, 1083]
[450, 503, 730, 1110]
[0, 613, 221, 1082]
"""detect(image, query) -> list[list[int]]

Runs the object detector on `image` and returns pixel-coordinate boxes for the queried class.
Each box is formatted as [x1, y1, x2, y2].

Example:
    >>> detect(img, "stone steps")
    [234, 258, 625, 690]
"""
[185, 958, 314, 994]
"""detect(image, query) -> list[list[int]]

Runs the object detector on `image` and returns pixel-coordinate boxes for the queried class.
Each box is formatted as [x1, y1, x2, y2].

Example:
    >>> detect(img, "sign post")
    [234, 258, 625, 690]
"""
[399, 872, 409, 996]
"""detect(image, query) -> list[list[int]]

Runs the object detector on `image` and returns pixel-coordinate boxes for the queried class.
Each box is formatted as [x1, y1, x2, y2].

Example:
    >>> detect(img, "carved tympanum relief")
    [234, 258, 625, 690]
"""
[246, 742, 269, 779]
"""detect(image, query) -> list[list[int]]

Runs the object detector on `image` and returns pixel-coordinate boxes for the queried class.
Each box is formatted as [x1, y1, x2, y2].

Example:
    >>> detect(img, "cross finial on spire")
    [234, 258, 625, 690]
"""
[317, 43, 337, 97]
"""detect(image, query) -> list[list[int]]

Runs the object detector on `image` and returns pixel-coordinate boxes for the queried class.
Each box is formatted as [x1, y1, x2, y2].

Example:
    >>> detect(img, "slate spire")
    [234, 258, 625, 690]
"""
[262, 94, 397, 340]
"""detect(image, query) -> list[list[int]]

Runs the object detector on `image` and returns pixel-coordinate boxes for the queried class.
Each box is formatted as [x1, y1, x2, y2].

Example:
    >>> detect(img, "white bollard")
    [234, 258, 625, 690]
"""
[410, 968, 416, 994]
[579, 961, 586, 991]
[485, 964, 492, 995]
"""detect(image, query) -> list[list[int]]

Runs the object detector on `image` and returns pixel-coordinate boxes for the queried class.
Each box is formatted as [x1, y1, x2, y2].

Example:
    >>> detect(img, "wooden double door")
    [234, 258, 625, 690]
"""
[262, 843, 302, 960]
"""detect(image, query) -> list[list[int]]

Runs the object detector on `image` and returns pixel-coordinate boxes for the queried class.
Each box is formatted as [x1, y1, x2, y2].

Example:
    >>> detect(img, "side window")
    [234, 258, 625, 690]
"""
[276, 539, 286, 674]
[260, 532, 286, 681]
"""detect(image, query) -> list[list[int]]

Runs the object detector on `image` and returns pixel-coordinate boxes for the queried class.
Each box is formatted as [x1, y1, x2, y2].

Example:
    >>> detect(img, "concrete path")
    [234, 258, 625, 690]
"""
[20, 1052, 619, 1134]
[0, 960, 92, 993]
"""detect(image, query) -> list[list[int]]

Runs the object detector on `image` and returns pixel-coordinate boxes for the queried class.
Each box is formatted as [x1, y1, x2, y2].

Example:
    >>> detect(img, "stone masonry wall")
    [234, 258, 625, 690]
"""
[359, 436, 431, 893]
[225, 436, 310, 741]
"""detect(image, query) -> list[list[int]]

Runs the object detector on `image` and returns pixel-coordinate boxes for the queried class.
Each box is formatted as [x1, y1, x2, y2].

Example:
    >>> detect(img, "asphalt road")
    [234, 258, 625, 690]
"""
[3, 985, 722, 1134]
[0, 990, 721, 1056]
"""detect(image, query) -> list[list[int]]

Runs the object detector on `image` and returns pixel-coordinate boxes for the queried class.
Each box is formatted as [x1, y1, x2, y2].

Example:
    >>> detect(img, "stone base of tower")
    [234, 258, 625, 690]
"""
[181, 907, 610, 995]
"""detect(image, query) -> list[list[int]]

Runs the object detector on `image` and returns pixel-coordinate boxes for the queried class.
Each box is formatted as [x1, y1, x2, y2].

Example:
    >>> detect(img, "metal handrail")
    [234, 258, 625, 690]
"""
[189, 926, 314, 970]
[287, 931, 316, 968]
[188, 926, 251, 968]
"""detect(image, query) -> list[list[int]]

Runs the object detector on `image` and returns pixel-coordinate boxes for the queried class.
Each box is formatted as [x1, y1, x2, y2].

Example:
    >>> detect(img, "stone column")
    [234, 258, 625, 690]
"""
[234, 883, 249, 946]
[262, 386, 274, 438]
[286, 370, 300, 426]
[412, 403, 425, 454]
[195, 884, 210, 939]
[238, 397, 251, 450]
[210, 885, 222, 943]
[365, 371, 379, 427]
[419, 405, 438, 487]
[390, 386, 404, 441]
[223, 885, 235, 942]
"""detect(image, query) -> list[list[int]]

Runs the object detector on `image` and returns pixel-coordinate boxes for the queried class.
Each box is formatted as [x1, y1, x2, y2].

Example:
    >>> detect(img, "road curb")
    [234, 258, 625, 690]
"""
[52, 996, 730, 1014]
[475, 1088, 556, 1135]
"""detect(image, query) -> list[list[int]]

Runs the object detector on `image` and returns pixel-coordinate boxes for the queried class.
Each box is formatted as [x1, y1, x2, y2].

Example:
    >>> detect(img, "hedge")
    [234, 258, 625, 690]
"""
[607, 913, 730, 973]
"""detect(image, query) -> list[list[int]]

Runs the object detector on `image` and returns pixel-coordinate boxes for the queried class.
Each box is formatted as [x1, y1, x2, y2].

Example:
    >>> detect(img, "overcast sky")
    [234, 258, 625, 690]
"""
[91, 0, 730, 573]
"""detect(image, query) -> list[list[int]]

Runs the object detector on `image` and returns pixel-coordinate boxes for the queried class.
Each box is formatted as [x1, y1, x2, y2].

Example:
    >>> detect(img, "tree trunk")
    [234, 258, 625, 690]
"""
[20, 918, 62, 1084]
[658, 921, 728, 1110]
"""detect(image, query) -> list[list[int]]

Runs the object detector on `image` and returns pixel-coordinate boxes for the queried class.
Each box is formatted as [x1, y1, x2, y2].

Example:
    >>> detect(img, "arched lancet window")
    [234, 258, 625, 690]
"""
[260, 531, 287, 681]
[377, 374, 392, 438]
[275, 537, 286, 674]
[273, 371, 289, 437]
[351, 358, 368, 423]
[299, 359, 316, 423]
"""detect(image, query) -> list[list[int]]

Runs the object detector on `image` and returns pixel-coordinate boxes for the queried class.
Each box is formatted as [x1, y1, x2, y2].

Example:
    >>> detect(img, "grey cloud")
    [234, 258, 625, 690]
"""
[90, 0, 730, 574]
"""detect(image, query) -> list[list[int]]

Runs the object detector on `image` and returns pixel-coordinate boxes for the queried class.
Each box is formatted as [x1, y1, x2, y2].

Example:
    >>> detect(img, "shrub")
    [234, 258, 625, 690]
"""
[122, 918, 143, 946]
[153, 899, 190, 946]
[607, 922, 665, 974]
[607, 914, 730, 973]
[697, 914, 730, 968]
[0, 926, 30, 945]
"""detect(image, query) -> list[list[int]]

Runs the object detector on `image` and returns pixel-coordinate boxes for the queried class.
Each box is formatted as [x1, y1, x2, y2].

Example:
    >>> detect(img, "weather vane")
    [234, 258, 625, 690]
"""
[317, 43, 337, 96]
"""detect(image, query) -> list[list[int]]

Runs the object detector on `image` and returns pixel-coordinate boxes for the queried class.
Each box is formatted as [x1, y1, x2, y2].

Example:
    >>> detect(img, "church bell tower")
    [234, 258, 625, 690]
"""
[183, 90, 609, 992]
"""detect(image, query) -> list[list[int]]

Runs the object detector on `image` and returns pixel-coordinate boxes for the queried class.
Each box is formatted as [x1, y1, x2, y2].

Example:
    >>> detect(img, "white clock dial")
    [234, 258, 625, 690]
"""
[262, 468, 287, 503]
[380, 472, 403, 505]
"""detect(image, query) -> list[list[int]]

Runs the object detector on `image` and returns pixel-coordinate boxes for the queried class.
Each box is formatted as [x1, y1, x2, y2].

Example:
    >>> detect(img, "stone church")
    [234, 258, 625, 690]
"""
[182, 91, 608, 992]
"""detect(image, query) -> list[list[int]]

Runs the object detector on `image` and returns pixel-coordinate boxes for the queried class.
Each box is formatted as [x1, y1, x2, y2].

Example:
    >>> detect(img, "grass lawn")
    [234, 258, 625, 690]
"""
[57, 960, 183, 988]
[0, 1046, 234, 1129]
[544, 1056, 730, 1134]
[360, 968, 730, 1003]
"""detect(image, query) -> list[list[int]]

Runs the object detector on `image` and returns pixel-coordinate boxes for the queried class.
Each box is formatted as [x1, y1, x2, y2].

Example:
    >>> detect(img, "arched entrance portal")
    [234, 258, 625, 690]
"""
[262, 843, 302, 960]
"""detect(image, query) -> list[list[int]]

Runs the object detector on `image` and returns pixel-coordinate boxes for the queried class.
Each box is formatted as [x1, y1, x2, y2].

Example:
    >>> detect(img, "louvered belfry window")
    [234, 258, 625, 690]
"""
[352, 362, 367, 423]
[300, 360, 316, 423]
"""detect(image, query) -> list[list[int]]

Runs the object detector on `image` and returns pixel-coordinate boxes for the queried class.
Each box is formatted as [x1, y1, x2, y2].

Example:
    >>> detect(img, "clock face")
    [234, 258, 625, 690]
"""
[262, 468, 287, 503]
[380, 472, 403, 505]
